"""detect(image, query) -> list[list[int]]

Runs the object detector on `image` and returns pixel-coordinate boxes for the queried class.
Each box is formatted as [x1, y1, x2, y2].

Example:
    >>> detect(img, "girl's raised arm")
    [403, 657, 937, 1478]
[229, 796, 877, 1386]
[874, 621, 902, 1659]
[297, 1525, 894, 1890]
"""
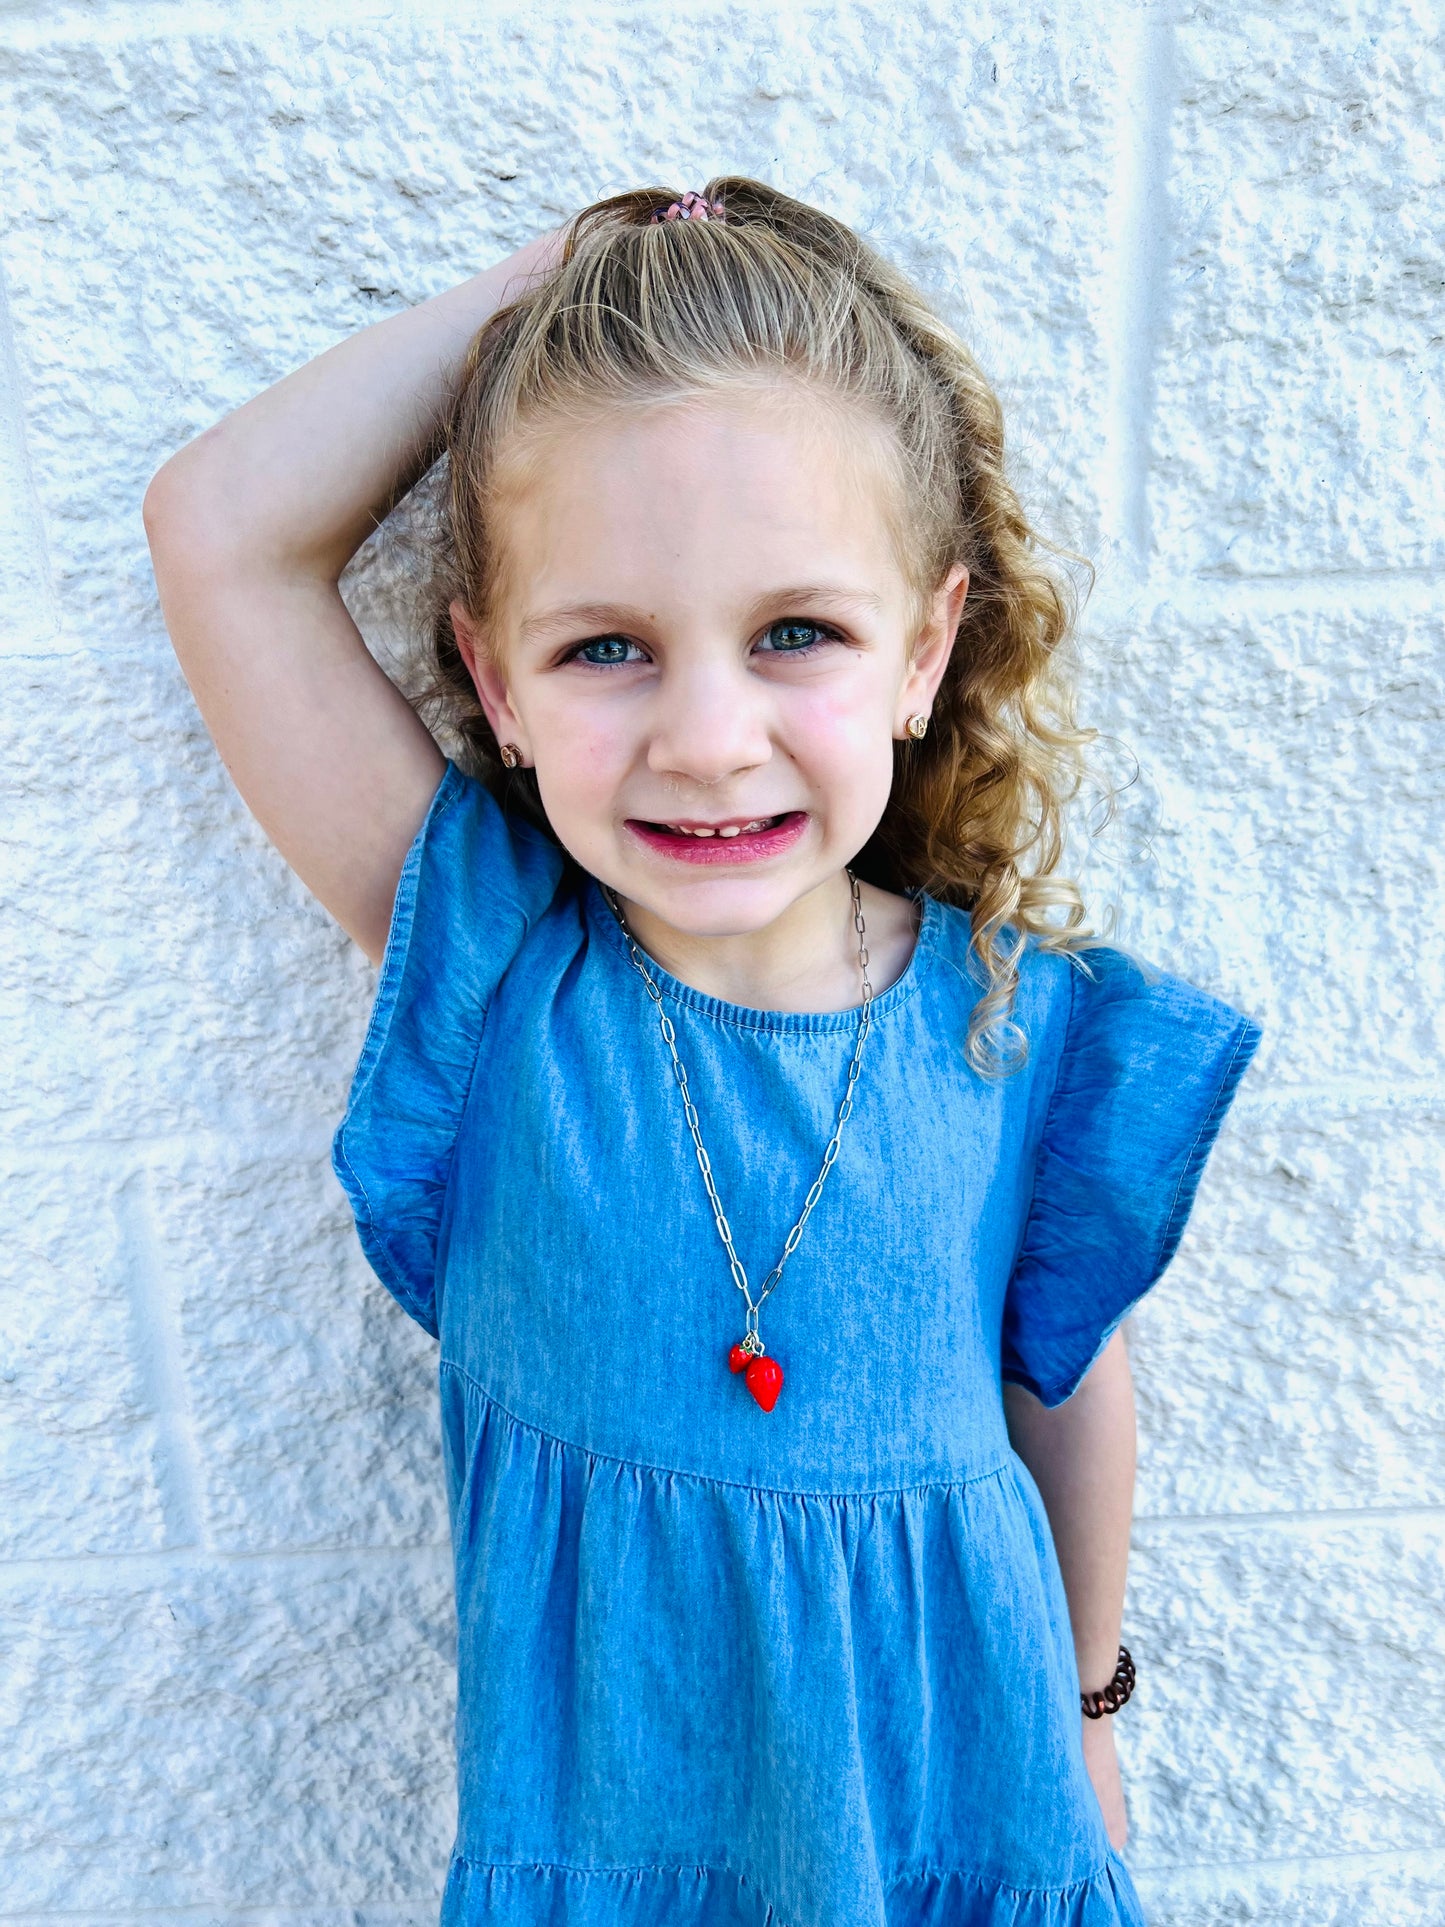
[143, 227, 564, 964]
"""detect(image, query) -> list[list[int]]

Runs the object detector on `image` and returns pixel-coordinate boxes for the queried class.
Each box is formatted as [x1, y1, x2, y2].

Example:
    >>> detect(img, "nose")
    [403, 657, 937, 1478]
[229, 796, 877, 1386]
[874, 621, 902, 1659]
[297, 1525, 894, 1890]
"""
[645, 653, 773, 787]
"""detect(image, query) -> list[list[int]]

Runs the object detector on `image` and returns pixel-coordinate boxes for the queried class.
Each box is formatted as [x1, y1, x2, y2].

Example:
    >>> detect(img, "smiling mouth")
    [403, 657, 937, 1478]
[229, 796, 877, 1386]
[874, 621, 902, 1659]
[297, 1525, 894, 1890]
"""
[625, 810, 809, 862]
[644, 815, 786, 839]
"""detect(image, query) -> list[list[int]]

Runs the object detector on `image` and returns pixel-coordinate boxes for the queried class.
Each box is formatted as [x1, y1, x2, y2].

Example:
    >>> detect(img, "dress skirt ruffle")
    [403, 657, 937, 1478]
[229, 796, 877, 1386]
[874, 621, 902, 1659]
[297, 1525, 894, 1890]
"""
[443, 1850, 1147, 1925]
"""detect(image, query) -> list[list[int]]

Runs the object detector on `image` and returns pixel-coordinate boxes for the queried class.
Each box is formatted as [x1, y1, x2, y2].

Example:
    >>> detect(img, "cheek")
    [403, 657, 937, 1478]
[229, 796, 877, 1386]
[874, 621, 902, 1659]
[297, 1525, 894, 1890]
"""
[786, 678, 898, 790]
[527, 688, 634, 809]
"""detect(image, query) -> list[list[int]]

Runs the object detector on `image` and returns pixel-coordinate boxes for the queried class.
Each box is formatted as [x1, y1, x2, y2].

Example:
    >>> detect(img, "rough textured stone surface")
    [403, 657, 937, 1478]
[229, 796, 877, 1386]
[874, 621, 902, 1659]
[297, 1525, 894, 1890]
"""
[147, 1150, 444, 1552]
[1137, 1854, 1445, 1927]
[1150, 2, 1445, 579]
[1121, 1517, 1445, 1862]
[1, 3, 1441, 1922]
[0, 1160, 170, 1558]
[0, 649, 374, 1144]
[0, 3, 1129, 619]
[1077, 596, 1445, 1088]
[1131, 1108, 1445, 1518]
[0, 1556, 456, 1912]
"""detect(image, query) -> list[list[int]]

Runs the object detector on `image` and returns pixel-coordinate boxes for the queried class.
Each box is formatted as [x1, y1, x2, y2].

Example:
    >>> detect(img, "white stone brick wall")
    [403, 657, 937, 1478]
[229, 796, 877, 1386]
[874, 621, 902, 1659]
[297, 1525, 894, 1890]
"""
[1, 2, 1440, 1920]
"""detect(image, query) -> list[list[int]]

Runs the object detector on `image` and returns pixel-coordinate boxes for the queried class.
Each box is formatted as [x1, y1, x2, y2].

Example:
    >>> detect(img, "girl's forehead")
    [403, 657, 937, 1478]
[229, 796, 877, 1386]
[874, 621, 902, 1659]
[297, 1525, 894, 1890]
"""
[491, 387, 916, 624]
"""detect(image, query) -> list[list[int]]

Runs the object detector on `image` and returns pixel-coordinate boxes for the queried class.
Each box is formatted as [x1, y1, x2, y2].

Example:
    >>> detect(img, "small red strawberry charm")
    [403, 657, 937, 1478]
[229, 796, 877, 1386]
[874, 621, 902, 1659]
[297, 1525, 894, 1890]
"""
[744, 1353, 784, 1412]
[727, 1342, 752, 1374]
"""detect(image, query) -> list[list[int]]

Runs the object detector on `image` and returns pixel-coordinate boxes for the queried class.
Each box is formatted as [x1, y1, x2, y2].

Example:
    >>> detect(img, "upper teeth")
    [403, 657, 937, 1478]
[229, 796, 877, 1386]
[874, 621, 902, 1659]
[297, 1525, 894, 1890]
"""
[671, 819, 773, 838]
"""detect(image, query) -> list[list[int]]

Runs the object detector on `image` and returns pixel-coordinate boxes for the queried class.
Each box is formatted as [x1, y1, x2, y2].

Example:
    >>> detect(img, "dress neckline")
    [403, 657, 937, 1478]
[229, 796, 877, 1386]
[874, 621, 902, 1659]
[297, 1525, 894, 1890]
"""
[585, 878, 941, 1035]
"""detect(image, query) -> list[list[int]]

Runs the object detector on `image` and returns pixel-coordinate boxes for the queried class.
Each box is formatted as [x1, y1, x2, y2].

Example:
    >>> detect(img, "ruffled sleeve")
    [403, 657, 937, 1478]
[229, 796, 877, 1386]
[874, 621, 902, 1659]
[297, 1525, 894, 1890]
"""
[1002, 946, 1263, 1407]
[331, 762, 567, 1337]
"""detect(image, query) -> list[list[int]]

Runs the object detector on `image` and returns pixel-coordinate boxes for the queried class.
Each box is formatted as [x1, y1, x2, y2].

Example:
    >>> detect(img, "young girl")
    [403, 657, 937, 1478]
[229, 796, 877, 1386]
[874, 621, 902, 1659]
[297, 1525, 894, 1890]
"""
[144, 178, 1261, 1926]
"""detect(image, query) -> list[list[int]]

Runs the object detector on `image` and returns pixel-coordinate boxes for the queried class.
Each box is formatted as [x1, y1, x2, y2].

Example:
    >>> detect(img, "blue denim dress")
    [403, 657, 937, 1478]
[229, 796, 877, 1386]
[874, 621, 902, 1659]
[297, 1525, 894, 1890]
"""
[333, 762, 1262, 1927]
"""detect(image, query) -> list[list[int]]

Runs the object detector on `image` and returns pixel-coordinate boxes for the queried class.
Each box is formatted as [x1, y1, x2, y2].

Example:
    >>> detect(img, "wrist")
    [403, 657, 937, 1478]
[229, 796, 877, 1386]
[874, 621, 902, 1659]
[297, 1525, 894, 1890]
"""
[1080, 1645, 1136, 1719]
[1079, 1670, 1118, 1698]
[1077, 1642, 1124, 1698]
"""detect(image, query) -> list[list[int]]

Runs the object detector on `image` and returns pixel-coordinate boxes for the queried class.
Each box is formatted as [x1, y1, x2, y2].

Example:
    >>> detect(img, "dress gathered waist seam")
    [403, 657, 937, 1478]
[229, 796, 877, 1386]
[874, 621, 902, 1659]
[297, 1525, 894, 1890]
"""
[440, 1357, 1015, 1500]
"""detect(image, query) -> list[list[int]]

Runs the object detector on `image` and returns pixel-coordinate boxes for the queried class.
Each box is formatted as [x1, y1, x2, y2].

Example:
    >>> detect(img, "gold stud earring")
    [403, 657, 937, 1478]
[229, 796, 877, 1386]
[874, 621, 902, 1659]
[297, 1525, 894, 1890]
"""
[499, 743, 524, 769]
[905, 713, 930, 740]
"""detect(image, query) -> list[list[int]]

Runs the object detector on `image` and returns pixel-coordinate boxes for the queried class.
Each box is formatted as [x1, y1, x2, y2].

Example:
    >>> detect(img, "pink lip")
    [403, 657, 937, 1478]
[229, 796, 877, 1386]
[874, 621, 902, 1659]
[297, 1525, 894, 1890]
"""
[626, 811, 809, 864]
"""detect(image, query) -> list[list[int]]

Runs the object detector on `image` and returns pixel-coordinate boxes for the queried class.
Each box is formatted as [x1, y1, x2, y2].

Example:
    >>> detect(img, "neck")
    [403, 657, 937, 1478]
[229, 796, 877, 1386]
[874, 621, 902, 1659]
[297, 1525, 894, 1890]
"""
[613, 870, 866, 1014]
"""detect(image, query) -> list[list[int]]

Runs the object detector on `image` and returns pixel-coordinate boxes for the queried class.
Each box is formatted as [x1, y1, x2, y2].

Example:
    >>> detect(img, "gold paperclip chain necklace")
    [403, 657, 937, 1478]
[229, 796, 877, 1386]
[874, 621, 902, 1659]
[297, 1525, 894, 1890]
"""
[603, 873, 874, 1411]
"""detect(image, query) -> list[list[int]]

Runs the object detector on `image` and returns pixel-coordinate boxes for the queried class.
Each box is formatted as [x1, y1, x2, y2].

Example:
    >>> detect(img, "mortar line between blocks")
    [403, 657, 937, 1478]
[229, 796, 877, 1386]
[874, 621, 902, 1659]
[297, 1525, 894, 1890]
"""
[1132, 1841, 1445, 1887]
[1101, 3, 1177, 580]
[0, 0, 669, 47]
[0, 1906, 432, 1924]
[0, 250, 60, 648]
[1133, 1501, 1445, 1537]
[1080, 569, 1445, 634]
[0, 1128, 339, 1168]
[115, 1170, 209, 1552]
[1233, 1080, 1445, 1118]
[0, 1540, 452, 1589]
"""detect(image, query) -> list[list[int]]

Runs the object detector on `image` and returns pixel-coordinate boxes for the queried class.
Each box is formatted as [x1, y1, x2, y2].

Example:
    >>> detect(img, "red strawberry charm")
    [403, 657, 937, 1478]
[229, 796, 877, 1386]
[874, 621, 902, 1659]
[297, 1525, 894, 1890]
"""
[744, 1353, 784, 1412]
[727, 1342, 752, 1374]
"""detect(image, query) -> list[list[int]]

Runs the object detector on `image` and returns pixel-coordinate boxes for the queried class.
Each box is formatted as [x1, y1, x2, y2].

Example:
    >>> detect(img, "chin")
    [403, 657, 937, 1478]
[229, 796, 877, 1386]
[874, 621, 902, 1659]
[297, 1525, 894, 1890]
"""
[629, 870, 812, 931]
[590, 844, 802, 922]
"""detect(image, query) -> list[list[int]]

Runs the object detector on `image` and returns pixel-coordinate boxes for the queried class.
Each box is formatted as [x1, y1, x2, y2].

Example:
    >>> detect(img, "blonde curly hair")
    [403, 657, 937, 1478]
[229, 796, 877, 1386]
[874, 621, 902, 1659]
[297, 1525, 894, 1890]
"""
[406, 176, 1108, 1073]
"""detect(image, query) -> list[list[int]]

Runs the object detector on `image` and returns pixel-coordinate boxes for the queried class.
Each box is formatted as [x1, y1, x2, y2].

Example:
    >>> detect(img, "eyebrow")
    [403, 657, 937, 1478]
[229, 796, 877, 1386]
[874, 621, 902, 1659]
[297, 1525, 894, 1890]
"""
[516, 602, 645, 648]
[516, 584, 887, 648]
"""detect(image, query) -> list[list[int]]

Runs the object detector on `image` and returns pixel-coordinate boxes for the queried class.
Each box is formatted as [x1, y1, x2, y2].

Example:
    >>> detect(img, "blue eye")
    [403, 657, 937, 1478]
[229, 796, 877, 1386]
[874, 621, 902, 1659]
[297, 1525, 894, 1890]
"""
[572, 636, 640, 666]
[758, 620, 833, 654]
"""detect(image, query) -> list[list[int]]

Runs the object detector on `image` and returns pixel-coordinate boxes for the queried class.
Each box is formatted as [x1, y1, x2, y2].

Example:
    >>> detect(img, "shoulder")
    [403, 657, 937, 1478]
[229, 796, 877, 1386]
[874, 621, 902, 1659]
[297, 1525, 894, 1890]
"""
[1043, 938, 1263, 1100]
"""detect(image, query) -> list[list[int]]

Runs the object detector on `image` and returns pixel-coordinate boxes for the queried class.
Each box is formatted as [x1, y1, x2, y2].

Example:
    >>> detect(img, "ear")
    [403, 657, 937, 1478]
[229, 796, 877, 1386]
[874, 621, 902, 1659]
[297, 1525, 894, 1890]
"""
[450, 597, 529, 762]
[894, 562, 969, 738]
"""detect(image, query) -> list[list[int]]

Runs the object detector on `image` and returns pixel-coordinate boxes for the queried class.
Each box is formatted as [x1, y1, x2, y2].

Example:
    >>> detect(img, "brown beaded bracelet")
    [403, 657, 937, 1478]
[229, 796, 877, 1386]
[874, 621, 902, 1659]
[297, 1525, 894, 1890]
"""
[1081, 1645, 1136, 1719]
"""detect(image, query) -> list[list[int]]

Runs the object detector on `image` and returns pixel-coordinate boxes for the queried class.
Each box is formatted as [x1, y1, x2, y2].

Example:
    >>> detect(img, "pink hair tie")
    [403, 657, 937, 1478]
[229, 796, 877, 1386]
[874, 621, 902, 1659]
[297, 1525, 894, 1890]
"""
[651, 189, 727, 224]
